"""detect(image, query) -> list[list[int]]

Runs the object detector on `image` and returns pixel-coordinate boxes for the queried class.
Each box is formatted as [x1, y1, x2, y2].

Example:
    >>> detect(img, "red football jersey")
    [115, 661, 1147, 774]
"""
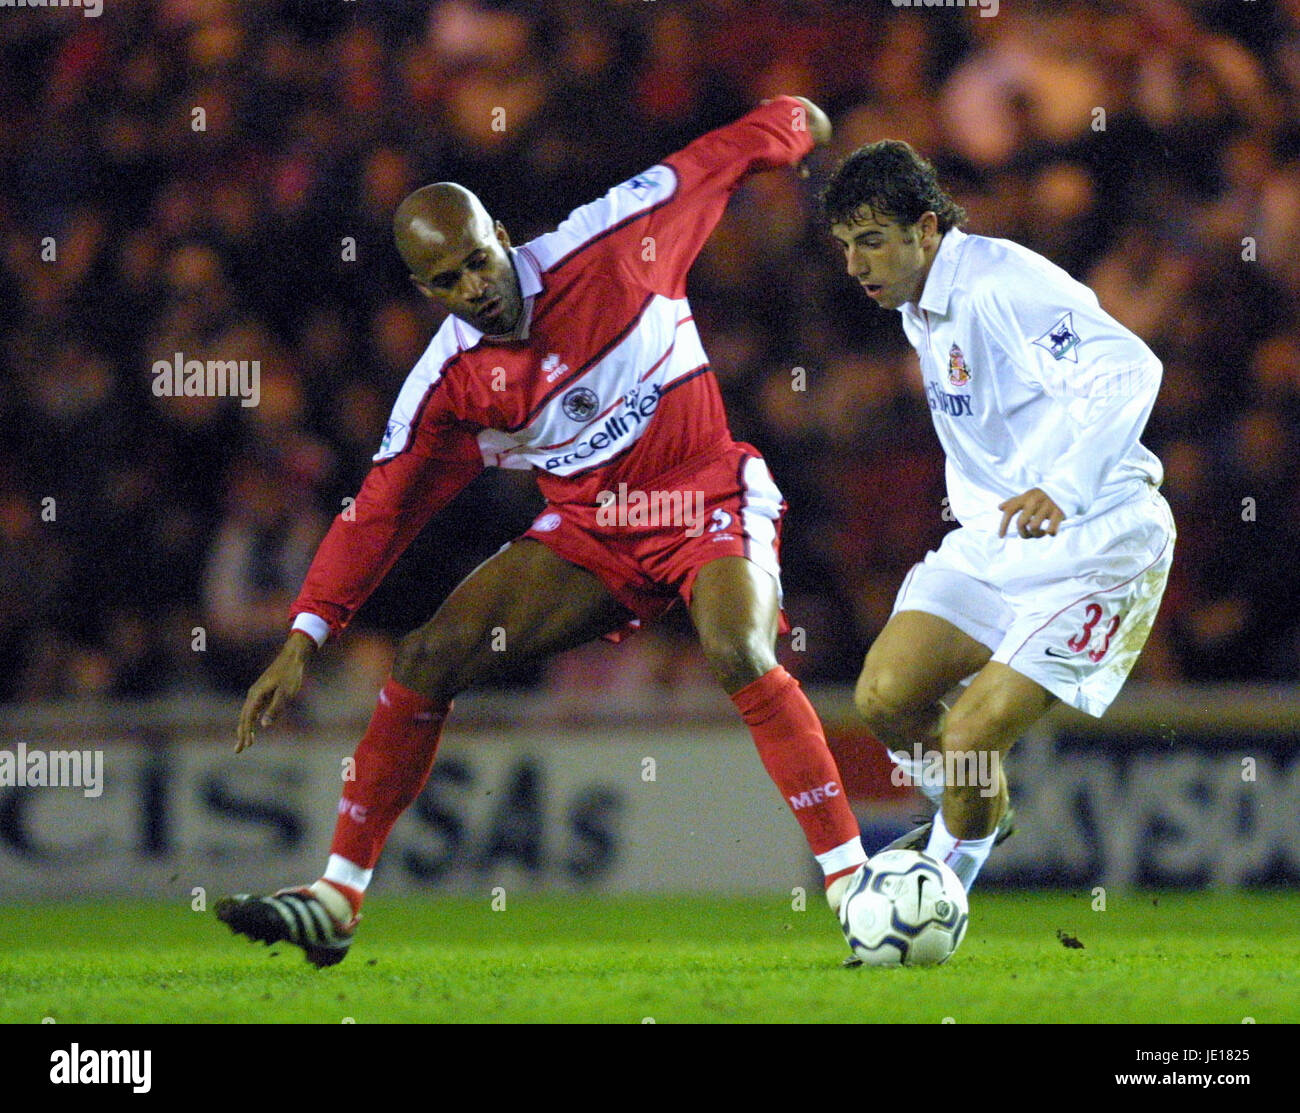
[291, 97, 814, 642]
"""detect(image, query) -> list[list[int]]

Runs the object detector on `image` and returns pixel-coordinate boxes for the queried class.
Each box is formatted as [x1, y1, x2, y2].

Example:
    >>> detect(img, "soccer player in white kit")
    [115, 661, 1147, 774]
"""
[824, 140, 1175, 891]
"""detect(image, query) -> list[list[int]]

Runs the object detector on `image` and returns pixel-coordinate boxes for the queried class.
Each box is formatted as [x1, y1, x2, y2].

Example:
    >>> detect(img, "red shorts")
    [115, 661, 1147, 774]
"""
[522, 442, 787, 630]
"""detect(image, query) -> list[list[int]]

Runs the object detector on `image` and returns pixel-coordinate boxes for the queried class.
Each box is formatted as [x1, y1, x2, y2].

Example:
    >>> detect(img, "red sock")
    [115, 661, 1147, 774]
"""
[330, 678, 449, 874]
[731, 666, 863, 869]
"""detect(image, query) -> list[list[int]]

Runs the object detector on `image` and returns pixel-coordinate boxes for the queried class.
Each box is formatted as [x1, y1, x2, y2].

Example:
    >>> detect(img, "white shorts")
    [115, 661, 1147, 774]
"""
[892, 485, 1175, 717]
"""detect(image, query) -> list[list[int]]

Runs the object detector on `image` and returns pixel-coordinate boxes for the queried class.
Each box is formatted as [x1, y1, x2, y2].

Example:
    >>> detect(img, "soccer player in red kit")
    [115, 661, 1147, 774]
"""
[216, 96, 868, 966]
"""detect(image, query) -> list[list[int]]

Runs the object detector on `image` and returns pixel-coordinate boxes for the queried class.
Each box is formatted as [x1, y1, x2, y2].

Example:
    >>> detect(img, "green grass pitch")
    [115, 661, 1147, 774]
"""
[1, 891, 1296, 1024]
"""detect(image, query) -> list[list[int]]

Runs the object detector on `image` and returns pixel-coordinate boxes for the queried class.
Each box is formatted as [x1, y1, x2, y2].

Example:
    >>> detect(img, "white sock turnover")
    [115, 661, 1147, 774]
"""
[924, 808, 997, 892]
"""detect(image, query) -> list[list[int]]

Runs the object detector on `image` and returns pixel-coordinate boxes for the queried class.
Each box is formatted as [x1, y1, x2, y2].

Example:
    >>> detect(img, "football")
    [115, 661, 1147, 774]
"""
[838, 849, 969, 966]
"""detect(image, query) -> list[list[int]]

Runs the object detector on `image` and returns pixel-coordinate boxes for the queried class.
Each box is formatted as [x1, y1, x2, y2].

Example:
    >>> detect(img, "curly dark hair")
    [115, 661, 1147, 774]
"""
[822, 140, 966, 233]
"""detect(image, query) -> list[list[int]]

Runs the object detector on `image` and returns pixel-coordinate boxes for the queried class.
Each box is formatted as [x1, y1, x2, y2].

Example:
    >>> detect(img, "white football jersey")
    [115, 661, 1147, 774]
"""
[896, 228, 1164, 533]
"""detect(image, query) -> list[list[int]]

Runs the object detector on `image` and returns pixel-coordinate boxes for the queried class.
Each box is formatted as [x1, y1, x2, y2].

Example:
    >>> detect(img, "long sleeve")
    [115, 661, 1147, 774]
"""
[529, 96, 816, 300]
[290, 408, 484, 643]
[641, 95, 816, 297]
[977, 277, 1163, 519]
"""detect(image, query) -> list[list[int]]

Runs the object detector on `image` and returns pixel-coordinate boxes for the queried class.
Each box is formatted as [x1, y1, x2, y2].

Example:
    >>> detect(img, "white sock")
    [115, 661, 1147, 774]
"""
[924, 809, 997, 892]
[887, 748, 946, 808]
[816, 835, 868, 879]
[323, 852, 373, 893]
[317, 853, 372, 919]
[820, 837, 868, 912]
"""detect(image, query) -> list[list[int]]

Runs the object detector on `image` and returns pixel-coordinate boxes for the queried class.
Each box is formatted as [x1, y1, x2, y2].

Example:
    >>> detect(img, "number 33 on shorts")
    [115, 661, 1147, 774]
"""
[1014, 550, 1169, 717]
[1065, 603, 1123, 663]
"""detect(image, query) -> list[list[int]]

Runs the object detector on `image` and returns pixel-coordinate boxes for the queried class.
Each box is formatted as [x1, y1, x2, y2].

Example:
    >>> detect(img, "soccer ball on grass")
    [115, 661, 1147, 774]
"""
[838, 849, 969, 966]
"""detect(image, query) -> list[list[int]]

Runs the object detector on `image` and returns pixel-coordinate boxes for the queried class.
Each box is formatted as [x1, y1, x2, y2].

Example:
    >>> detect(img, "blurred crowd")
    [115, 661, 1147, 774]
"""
[3, 0, 1300, 705]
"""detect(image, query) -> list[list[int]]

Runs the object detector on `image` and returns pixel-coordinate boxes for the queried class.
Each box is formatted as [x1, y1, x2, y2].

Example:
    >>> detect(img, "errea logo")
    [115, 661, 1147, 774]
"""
[542, 353, 569, 382]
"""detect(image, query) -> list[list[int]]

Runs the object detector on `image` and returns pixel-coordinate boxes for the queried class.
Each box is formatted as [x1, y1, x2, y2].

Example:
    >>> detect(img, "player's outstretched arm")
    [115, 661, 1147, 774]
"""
[236, 630, 317, 752]
[234, 420, 485, 754]
[616, 95, 832, 298]
[761, 95, 830, 177]
[790, 96, 832, 147]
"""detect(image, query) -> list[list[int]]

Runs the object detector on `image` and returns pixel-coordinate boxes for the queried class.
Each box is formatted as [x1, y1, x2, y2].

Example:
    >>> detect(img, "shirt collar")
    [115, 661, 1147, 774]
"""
[912, 227, 968, 316]
[456, 246, 539, 347]
[512, 244, 542, 300]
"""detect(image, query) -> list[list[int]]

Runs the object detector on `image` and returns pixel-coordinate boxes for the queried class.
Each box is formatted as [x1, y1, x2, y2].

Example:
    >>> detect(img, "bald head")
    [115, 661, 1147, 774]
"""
[394, 182, 523, 336]
[393, 183, 492, 276]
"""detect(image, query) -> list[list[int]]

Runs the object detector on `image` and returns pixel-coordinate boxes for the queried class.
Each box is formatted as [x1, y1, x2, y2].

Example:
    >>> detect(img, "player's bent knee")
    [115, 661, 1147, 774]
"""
[853, 669, 926, 730]
[699, 634, 776, 693]
[392, 627, 465, 699]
